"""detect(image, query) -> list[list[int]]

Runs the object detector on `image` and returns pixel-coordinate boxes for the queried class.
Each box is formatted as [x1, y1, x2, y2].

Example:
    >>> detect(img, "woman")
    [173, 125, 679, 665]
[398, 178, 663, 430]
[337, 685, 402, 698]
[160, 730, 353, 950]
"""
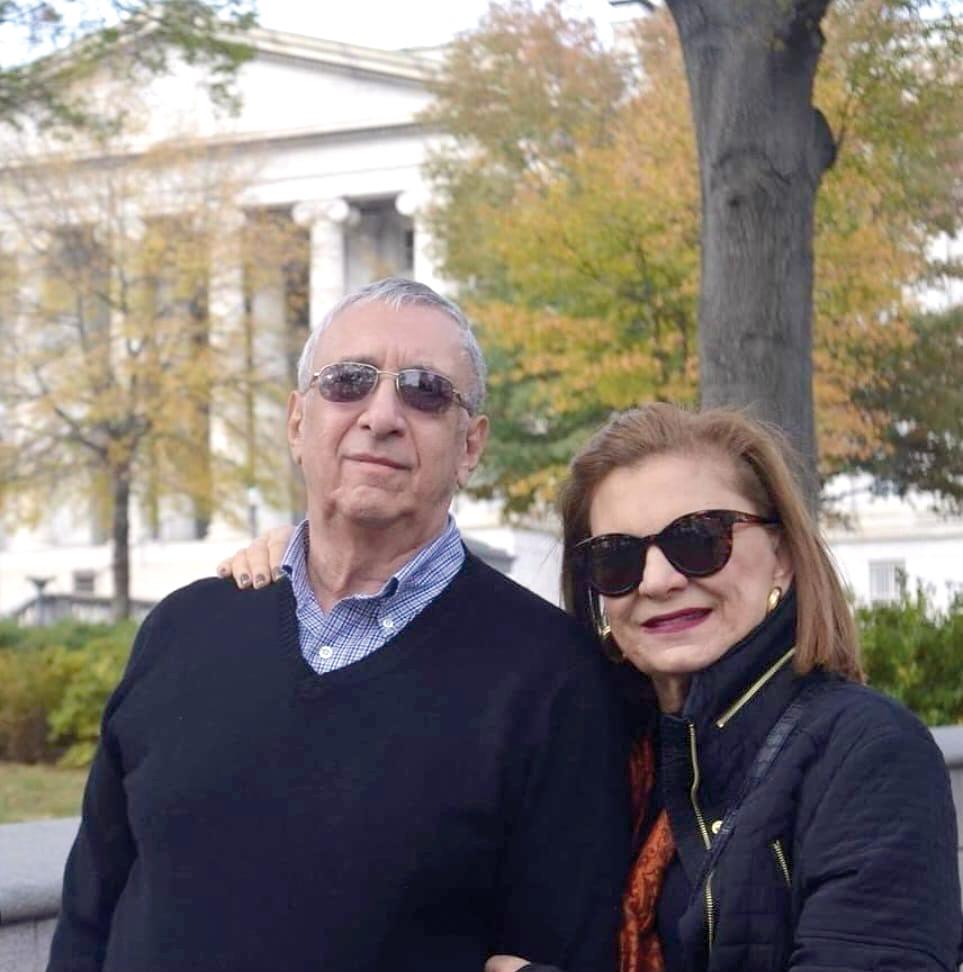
[223, 404, 962, 972]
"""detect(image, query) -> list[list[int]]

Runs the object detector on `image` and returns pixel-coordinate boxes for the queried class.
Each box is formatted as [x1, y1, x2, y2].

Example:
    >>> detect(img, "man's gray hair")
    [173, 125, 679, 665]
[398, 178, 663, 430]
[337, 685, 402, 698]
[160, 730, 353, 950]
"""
[295, 277, 487, 412]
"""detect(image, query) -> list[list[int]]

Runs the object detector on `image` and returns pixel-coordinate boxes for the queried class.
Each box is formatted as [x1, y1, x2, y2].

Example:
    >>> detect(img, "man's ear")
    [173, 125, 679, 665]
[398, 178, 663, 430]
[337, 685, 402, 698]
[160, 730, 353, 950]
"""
[287, 391, 305, 466]
[456, 414, 489, 488]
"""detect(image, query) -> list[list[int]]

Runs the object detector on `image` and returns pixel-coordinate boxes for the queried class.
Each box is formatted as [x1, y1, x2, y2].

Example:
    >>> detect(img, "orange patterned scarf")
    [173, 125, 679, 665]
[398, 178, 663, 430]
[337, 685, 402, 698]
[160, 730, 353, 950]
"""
[619, 735, 676, 972]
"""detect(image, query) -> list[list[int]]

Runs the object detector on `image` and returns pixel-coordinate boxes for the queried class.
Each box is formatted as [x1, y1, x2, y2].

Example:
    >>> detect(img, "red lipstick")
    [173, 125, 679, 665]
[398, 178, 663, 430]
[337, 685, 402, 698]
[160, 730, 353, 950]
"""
[642, 608, 711, 633]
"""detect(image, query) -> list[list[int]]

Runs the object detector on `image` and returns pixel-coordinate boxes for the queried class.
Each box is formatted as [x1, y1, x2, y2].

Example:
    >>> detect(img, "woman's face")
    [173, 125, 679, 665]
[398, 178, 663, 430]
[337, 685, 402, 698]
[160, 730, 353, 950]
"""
[588, 452, 793, 710]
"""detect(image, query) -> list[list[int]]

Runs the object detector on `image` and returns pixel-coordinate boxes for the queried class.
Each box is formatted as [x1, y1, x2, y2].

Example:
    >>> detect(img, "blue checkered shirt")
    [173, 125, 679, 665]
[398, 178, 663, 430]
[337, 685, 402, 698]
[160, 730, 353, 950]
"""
[281, 516, 465, 675]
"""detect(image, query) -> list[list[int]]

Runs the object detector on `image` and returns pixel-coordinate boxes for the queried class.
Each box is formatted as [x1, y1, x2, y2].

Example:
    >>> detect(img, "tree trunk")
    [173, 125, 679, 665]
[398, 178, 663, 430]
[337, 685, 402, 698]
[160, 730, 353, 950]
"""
[111, 468, 132, 621]
[665, 0, 837, 508]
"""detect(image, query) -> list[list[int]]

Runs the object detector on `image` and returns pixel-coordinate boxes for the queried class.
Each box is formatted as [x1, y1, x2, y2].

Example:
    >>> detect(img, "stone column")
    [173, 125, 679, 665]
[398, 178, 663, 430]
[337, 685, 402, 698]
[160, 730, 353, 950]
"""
[204, 209, 247, 542]
[292, 198, 358, 329]
[395, 190, 447, 294]
[208, 208, 247, 425]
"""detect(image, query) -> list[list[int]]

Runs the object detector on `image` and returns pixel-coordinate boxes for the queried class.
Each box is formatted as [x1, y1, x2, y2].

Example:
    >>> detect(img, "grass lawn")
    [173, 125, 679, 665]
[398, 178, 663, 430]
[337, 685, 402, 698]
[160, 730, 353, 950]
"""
[0, 761, 87, 824]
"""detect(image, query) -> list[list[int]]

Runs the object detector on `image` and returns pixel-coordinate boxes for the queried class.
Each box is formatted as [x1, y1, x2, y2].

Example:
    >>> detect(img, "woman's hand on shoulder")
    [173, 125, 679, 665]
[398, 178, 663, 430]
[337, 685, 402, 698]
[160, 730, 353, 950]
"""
[484, 957, 531, 972]
[216, 524, 293, 589]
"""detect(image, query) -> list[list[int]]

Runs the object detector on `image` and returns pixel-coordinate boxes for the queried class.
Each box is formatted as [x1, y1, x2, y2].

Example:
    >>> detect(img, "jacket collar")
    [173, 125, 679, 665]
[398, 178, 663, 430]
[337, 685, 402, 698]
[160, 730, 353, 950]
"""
[681, 585, 798, 729]
[657, 587, 801, 889]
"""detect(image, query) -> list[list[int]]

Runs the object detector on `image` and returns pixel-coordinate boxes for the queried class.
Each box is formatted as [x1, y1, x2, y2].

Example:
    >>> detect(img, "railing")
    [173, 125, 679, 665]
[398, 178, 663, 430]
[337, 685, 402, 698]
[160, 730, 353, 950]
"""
[2, 535, 512, 630]
[7, 594, 155, 626]
[2, 728, 961, 971]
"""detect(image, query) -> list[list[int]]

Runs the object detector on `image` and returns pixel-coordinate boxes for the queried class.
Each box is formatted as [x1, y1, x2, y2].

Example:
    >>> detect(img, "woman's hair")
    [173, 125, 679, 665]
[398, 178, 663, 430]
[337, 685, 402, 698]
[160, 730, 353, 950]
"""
[558, 403, 863, 681]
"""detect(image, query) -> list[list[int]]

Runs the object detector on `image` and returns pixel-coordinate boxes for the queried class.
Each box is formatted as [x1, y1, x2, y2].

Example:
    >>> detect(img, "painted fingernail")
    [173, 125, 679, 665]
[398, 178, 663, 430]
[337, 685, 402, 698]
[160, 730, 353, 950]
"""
[217, 565, 229, 577]
[238, 573, 251, 588]
[271, 567, 284, 582]
[254, 574, 267, 588]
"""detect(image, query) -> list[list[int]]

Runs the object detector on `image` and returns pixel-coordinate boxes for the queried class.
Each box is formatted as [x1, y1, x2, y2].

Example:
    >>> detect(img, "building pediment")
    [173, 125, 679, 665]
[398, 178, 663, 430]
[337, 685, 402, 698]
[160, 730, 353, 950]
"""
[243, 26, 436, 84]
[199, 27, 436, 146]
[1, 24, 440, 163]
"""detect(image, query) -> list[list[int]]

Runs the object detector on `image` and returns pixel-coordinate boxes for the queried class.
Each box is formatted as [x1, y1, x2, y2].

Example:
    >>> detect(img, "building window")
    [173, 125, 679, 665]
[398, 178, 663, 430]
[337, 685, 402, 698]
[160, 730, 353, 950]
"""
[404, 228, 415, 276]
[868, 559, 905, 603]
[73, 570, 97, 595]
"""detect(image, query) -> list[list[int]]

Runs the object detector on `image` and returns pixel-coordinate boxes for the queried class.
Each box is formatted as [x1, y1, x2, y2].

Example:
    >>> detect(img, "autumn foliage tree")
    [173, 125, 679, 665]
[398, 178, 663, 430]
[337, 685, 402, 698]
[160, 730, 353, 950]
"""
[0, 131, 300, 618]
[812, 0, 963, 493]
[424, 0, 962, 512]
[423, 5, 699, 508]
[850, 306, 963, 509]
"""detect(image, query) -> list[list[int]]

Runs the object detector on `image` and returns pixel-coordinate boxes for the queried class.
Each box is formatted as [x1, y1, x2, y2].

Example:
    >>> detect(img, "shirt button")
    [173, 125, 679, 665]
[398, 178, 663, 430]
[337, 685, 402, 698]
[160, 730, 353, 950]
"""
[380, 617, 395, 631]
[711, 819, 723, 835]
[318, 645, 334, 660]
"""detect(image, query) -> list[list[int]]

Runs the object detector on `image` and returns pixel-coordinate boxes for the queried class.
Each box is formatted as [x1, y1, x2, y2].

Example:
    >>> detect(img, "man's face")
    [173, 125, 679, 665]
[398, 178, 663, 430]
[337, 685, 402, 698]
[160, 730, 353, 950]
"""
[287, 301, 488, 540]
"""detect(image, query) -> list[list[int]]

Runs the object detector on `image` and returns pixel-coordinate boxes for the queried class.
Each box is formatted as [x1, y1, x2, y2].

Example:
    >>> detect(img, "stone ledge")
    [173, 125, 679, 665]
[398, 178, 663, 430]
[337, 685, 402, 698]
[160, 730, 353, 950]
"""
[0, 818, 78, 925]
[0, 918, 55, 972]
[933, 726, 963, 767]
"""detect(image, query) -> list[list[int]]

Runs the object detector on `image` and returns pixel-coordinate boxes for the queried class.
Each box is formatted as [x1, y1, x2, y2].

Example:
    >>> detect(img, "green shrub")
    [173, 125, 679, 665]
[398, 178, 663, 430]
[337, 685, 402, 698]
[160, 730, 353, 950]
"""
[0, 645, 64, 762]
[0, 620, 136, 766]
[0, 618, 129, 652]
[47, 629, 133, 767]
[858, 587, 963, 726]
[0, 620, 28, 649]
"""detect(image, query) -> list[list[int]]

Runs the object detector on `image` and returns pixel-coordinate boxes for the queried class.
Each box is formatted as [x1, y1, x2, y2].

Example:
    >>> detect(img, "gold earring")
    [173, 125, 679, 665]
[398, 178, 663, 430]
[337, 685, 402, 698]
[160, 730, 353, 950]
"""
[591, 598, 623, 662]
[766, 586, 783, 614]
[598, 621, 625, 664]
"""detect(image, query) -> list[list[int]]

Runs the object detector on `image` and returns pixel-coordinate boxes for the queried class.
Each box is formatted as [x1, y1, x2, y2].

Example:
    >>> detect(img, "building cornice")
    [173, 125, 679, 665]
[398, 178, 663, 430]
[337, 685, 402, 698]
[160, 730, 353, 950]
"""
[241, 26, 438, 83]
[0, 118, 442, 176]
[30, 20, 439, 85]
[824, 524, 963, 544]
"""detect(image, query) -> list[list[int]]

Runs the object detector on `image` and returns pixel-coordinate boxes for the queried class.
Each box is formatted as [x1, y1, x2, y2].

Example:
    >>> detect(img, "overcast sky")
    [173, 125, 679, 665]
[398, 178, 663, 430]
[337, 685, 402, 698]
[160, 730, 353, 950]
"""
[0, 0, 641, 70]
[254, 0, 638, 49]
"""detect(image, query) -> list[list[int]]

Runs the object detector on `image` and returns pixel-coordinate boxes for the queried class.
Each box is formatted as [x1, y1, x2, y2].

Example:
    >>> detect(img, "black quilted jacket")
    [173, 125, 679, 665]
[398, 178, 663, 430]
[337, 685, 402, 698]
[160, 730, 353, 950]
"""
[524, 590, 963, 972]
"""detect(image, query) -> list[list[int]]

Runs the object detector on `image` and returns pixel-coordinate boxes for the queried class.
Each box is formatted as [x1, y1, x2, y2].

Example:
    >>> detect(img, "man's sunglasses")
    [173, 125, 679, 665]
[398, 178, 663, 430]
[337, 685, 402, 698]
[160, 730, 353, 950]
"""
[309, 361, 473, 415]
[575, 509, 779, 596]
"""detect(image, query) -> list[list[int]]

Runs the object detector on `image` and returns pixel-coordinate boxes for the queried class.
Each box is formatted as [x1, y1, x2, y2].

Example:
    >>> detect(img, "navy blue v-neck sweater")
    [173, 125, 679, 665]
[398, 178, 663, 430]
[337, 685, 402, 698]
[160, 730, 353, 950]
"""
[49, 554, 631, 972]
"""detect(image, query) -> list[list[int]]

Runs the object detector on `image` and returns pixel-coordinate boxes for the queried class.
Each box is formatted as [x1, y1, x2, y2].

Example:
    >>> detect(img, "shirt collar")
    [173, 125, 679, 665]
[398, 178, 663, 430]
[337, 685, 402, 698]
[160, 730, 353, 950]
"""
[281, 515, 462, 606]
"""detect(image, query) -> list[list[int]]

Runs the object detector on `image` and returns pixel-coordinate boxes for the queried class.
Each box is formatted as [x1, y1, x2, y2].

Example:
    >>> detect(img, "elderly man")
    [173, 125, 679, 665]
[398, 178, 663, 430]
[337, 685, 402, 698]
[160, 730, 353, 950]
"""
[49, 278, 630, 972]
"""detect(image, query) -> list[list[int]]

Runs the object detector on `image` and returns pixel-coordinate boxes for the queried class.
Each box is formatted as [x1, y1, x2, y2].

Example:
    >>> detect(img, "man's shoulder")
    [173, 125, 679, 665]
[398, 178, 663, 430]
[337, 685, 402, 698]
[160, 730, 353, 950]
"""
[458, 554, 572, 624]
[453, 555, 604, 668]
[115, 578, 291, 687]
[144, 576, 288, 640]
[153, 574, 263, 609]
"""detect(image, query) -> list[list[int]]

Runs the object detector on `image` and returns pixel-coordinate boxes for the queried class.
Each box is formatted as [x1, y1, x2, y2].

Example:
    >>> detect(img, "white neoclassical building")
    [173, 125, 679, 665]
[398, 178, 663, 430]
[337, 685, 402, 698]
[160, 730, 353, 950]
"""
[0, 27, 563, 613]
[0, 25, 958, 617]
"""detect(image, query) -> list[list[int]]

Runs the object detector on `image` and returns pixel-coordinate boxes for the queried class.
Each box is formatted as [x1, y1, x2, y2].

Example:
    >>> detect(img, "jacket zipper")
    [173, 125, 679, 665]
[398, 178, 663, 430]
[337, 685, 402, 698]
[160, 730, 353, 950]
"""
[714, 647, 796, 728]
[771, 838, 791, 887]
[705, 872, 715, 946]
[687, 720, 715, 954]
